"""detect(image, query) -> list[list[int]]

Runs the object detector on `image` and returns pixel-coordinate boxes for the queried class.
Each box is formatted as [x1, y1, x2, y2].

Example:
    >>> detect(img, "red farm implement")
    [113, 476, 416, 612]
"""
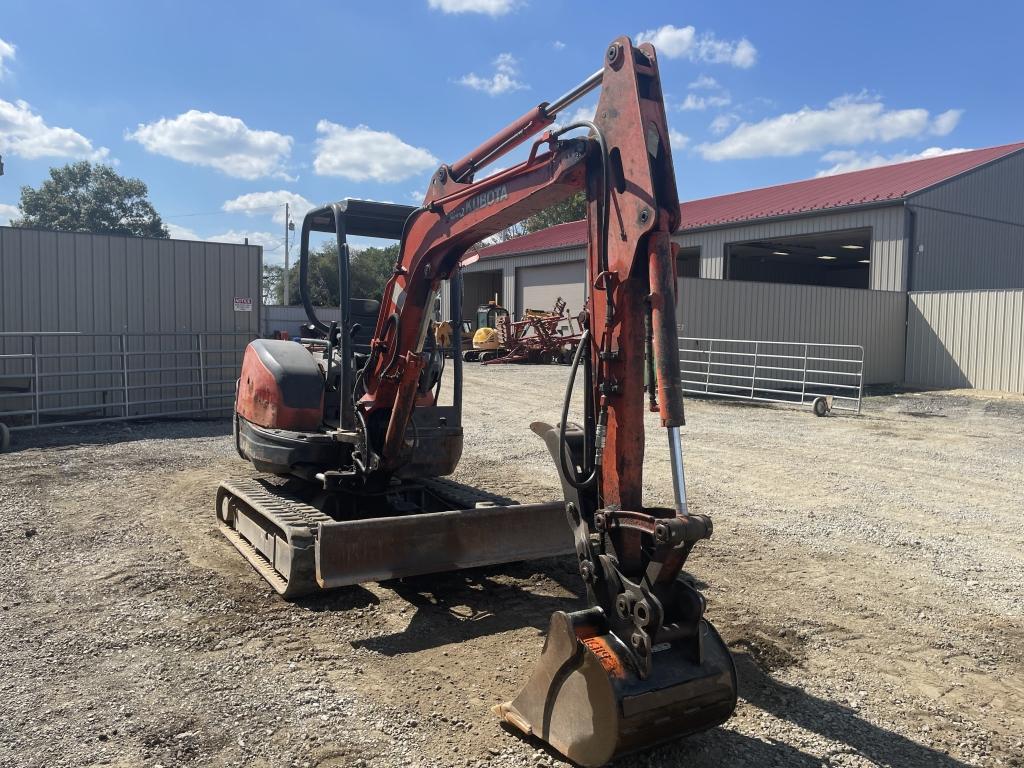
[483, 297, 583, 365]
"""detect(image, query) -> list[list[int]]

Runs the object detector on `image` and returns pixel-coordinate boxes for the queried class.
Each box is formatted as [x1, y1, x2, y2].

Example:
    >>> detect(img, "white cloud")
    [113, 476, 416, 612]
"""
[458, 53, 527, 96]
[207, 229, 282, 253]
[552, 40, 566, 51]
[0, 38, 15, 80]
[556, 103, 596, 127]
[126, 110, 293, 180]
[930, 109, 963, 136]
[729, 38, 757, 69]
[165, 222, 201, 240]
[428, 0, 517, 15]
[688, 74, 720, 90]
[636, 25, 757, 68]
[314, 121, 438, 182]
[697, 94, 964, 161]
[669, 130, 690, 150]
[0, 98, 110, 161]
[816, 146, 971, 177]
[709, 113, 738, 135]
[223, 190, 315, 226]
[164, 224, 291, 253]
[679, 93, 731, 111]
[0, 202, 19, 225]
[409, 190, 425, 203]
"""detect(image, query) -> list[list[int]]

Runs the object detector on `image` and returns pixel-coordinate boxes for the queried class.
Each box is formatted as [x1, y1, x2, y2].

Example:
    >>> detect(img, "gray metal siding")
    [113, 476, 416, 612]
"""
[0, 227, 261, 422]
[455, 246, 586, 318]
[264, 305, 341, 338]
[905, 289, 1024, 392]
[516, 261, 586, 319]
[676, 278, 907, 385]
[0, 226, 261, 334]
[908, 150, 1024, 290]
[676, 205, 907, 291]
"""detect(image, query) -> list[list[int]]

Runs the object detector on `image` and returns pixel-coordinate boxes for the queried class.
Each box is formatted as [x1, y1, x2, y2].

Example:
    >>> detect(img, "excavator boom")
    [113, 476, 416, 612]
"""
[218, 35, 735, 766]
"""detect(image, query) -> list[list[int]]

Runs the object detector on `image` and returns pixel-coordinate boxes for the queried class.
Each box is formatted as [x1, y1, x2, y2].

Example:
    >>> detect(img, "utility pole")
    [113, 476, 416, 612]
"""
[283, 202, 290, 306]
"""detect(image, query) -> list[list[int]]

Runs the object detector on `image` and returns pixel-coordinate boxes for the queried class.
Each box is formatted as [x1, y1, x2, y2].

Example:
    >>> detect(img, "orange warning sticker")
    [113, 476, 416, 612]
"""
[582, 635, 626, 679]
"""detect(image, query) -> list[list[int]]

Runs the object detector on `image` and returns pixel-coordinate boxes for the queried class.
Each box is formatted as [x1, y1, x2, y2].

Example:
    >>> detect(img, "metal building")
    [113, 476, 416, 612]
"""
[444, 142, 1024, 392]
[0, 227, 262, 435]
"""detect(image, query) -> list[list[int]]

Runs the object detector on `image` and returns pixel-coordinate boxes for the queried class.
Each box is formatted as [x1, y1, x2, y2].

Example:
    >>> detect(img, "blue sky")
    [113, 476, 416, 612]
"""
[2, 0, 1022, 263]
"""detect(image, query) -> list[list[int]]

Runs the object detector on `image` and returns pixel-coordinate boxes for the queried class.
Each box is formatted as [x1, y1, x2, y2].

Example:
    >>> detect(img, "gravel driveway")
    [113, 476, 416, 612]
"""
[1, 364, 1021, 768]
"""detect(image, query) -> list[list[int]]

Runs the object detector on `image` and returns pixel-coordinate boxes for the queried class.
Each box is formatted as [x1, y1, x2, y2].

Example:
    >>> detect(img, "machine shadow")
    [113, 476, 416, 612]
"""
[502, 717, 829, 768]
[0, 417, 231, 454]
[732, 653, 974, 768]
[293, 584, 381, 613]
[351, 558, 587, 656]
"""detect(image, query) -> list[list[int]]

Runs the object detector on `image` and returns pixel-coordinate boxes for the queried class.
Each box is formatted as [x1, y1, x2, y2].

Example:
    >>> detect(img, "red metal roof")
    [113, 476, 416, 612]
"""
[476, 141, 1024, 260]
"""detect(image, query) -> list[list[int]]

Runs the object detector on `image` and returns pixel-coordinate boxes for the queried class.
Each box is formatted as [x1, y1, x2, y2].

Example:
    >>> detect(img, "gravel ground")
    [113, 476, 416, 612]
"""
[1, 364, 1022, 768]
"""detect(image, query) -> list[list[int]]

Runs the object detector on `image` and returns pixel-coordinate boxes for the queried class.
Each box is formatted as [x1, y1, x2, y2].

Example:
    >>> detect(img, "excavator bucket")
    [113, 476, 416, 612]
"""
[494, 608, 737, 767]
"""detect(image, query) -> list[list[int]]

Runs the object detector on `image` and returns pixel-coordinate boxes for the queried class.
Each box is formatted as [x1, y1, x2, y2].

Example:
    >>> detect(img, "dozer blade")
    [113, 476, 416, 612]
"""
[316, 500, 571, 587]
[217, 477, 574, 596]
[494, 609, 737, 767]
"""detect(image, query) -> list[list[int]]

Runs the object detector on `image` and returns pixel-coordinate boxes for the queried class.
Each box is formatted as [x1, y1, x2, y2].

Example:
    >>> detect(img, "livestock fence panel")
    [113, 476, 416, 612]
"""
[678, 335, 865, 414]
[0, 331, 253, 435]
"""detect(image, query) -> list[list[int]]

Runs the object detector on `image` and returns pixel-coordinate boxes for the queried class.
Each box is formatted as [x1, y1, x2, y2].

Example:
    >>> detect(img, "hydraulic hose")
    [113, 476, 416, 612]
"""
[559, 329, 598, 490]
[552, 121, 611, 289]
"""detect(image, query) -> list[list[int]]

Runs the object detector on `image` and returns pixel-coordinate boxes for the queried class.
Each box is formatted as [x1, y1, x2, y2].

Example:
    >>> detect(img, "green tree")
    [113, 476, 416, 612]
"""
[350, 244, 398, 300]
[272, 241, 399, 305]
[521, 191, 587, 234]
[262, 263, 285, 305]
[490, 191, 586, 243]
[12, 161, 169, 238]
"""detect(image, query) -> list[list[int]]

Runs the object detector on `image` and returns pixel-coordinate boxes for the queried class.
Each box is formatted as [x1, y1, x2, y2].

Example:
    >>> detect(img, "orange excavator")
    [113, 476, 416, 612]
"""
[216, 36, 736, 766]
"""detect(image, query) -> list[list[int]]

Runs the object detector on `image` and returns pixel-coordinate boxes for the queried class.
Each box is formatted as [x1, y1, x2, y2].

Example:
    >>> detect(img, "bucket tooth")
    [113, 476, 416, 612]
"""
[495, 609, 737, 767]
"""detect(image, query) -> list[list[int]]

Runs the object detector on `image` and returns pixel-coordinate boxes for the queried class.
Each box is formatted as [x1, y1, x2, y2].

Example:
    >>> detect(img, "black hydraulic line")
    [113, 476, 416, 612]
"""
[432, 350, 446, 401]
[451, 268, 463, 417]
[551, 121, 611, 292]
[352, 312, 397, 407]
[353, 405, 372, 475]
[559, 329, 597, 490]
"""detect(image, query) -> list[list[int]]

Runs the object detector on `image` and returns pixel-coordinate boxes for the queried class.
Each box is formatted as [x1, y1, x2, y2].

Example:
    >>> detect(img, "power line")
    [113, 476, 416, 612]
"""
[163, 202, 286, 218]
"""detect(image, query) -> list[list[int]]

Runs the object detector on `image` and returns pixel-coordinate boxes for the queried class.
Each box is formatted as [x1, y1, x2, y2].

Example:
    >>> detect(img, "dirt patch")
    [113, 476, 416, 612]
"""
[1, 367, 1022, 767]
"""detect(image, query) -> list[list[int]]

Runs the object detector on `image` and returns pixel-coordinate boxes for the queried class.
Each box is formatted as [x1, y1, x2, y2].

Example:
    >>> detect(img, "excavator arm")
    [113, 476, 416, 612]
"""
[354, 36, 736, 765]
[356, 130, 590, 470]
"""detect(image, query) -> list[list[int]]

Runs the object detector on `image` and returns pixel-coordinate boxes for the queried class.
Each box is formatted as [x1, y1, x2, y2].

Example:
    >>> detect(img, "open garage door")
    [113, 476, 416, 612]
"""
[726, 228, 871, 288]
[516, 262, 585, 324]
[461, 270, 503, 325]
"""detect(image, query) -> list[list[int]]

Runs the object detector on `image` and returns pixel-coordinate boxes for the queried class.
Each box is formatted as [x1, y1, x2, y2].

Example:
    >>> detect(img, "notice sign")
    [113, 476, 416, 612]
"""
[233, 297, 253, 312]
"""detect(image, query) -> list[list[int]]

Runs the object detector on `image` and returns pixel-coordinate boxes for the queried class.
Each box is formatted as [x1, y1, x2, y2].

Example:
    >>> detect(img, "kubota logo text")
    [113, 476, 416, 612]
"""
[446, 185, 508, 223]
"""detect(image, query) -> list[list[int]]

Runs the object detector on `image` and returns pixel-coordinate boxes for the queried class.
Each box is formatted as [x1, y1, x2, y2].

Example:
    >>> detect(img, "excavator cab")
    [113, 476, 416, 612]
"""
[294, 200, 436, 429]
[464, 299, 509, 362]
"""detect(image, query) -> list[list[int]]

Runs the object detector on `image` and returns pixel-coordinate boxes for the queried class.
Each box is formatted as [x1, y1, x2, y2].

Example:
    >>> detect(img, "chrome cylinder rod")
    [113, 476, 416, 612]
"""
[545, 69, 604, 117]
[667, 426, 689, 517]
